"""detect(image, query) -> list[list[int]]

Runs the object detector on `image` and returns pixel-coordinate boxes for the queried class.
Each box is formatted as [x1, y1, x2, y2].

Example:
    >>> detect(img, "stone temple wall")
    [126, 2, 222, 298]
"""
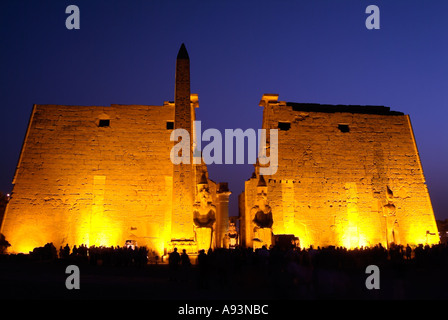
[1, 44, 230, 255]
[241, 95, 438, 249]
[0, 103, 200, 254]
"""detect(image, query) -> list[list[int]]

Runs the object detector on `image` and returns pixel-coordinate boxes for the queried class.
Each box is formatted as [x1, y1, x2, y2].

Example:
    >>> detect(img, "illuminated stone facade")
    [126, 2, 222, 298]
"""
[0, 46, 439, 254]
[240, 94, 439, 249]
[0, 44, 230, 255]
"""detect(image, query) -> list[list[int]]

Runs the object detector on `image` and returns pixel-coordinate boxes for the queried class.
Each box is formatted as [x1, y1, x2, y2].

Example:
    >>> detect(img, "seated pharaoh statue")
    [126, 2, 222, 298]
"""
[251, 175, 273, 249]
[193, 174, 217, 251]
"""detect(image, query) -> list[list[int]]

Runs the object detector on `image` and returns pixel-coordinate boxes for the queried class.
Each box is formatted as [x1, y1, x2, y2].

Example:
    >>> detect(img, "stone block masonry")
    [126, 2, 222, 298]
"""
[241, 95, 438, 249]
[1, 104, 176, 254]
[1, 44, 230, 255]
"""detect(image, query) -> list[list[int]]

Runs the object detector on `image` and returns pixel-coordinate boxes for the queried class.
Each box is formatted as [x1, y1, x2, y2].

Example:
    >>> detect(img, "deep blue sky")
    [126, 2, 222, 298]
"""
[1, 1, 447, 219]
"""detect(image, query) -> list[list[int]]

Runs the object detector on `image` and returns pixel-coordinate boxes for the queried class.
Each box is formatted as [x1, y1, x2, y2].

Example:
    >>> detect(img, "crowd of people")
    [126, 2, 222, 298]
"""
[59, 244, 152, 267]
[165, 242, 448, 273]
[23, 242, 155, 267]
[15, 240, 448, 272]
[4, 240, 448, 298]
[163, 243, 448, 298]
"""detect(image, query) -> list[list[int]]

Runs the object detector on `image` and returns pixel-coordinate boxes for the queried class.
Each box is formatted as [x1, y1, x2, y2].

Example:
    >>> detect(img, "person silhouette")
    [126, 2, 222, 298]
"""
[197, 249, 209, 289]
[180, 249, 191, 282]
[168, 247, 181, 281]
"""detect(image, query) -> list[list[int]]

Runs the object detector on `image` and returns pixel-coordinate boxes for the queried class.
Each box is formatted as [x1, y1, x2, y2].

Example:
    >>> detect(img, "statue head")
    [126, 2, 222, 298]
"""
[256, 186, 268, 206]
[197, 184, 211, 204]
[197, 173, 211, 205]
[255, 175, 268, 206]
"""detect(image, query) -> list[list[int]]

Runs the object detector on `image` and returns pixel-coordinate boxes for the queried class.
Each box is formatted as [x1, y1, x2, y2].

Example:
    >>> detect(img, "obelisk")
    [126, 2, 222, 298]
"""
[171, 43, 195, 240]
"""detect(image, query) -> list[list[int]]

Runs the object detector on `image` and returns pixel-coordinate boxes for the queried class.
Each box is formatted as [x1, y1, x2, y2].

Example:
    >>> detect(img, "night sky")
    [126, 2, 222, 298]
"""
[1, 1, 447, 219]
